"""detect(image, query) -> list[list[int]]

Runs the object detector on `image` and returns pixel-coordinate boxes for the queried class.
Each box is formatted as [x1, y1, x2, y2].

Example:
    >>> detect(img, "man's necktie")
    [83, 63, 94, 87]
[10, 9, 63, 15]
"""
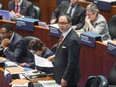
[58, 35, 64, 47]
[15, 4, 19, 13]
[69, 5, 74, 16]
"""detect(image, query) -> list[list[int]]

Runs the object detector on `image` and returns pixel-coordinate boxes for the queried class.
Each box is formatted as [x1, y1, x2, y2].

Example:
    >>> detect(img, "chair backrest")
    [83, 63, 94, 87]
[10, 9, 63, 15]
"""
[0, 3, 3, 10]
[108, 15, 116, 40]
[51, 44, 57, 54]
[85, 76, 97, 87]
[33, 5, 40, 19]
[90, 75, 108, 87]
[23, 36, 40, 47]
[108, 63, 116, 85]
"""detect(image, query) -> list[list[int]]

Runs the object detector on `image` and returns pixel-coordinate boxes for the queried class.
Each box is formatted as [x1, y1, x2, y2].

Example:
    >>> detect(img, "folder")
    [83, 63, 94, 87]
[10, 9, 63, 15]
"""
[6, 66, 25, 74]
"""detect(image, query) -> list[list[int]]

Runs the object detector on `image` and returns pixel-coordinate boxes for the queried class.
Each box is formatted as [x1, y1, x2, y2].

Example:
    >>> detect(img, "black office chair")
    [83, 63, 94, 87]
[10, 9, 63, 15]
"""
[0, 3, 3, 9]
[85, 76, 97, 87]
[108, 15, 116, 40]
[107, 63, 116, 86]
[23, 36, 40, 47]
[91, 75, 108, 87]
[33, 5, 40, 19]
[85, 75, 108, 87]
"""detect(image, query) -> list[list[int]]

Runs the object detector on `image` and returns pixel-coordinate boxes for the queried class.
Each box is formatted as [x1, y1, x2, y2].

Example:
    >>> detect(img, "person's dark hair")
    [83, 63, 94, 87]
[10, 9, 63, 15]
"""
[0, 23, 13, 32]
[28, 39, 46, 51]
[58, 13, 72, 23]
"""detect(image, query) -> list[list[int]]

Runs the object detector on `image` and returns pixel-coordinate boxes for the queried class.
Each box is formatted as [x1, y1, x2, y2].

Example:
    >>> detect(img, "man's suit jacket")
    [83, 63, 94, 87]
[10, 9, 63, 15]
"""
[3, 33, 27, 63]
[51, 1, 86, 29]
[54, 29, 81, 85]
[8, 0, 36, 18]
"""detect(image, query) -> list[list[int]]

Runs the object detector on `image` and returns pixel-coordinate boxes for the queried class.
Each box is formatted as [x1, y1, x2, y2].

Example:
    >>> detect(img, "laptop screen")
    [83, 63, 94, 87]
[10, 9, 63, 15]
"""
[0, 10, 10, 20]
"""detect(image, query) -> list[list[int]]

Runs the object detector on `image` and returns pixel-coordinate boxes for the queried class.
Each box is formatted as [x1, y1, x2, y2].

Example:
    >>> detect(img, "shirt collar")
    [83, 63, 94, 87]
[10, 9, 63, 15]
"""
[10, 32, 14, 42]
[62, 27, 72, 40]
[15, 0, 23, 6]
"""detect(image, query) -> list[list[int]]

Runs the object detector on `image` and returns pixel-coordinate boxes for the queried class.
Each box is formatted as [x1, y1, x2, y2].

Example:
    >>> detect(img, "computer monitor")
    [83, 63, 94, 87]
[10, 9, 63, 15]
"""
[0, 10, 10, 20]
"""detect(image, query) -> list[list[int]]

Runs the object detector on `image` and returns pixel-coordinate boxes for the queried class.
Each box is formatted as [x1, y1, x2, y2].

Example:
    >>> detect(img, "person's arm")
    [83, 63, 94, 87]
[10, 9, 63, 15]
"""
[50, 2, 63, 24]
[47, 54, 55, 62]
[3, 40, 26, 62]
[74, 6, 86, 30]
[26, 3, 36, 18]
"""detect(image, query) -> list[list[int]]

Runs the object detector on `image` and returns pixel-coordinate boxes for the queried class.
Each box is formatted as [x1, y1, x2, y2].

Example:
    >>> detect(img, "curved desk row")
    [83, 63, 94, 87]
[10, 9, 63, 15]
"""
[0, 20, 59, 49]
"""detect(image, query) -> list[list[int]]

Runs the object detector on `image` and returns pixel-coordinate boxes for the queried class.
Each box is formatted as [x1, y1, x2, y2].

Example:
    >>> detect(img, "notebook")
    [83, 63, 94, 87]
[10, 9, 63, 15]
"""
[0, 10, 10, 20]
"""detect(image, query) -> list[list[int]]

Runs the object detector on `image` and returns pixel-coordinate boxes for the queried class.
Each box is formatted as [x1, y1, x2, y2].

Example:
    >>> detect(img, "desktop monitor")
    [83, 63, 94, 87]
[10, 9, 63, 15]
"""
[0, 10, 10, 20]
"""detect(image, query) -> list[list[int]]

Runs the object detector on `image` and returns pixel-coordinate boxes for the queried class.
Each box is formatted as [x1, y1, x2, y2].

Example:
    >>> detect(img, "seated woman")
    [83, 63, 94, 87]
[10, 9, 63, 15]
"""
[82, 3, 110, 40]
[21, 39, 53, 74]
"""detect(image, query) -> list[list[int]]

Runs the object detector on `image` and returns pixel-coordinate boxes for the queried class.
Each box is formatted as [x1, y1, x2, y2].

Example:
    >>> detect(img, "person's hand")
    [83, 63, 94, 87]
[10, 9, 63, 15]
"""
[71, 25, 77, 30]
[85, 16, 91, 24]
[50, 19, 57, 24]
[1, 38, 10, 48]
[20, 63, 30, 67]
[14, 13, 22, 18]
[47, 55, 55, 62]
[61, 78, 67, 87]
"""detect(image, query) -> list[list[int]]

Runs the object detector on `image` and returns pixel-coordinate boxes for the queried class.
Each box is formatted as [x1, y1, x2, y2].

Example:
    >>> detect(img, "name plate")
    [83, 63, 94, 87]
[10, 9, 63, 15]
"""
[16, 17, 39, 31]
[107, 41, 116, 56]
[80, 32, 102, 47]
[49, 24, 61, 37]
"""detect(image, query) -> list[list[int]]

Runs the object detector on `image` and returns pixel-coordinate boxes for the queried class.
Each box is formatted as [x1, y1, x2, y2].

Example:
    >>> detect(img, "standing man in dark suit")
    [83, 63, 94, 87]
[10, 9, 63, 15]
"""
[50, 0, 86, 30]
[0, 23, 27, 63]
[8, 0, 35, 19]
[48, 13, 81, 87]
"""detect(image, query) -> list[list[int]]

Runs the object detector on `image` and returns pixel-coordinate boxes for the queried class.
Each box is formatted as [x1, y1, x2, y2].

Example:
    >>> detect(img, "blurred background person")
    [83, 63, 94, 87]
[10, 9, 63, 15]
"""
[21, 39, 53, 74]
[8, 0, 36, 20]
[0, 23, 27, 63]
[50, 0, 86, 30]
[82, 3, 110, 40]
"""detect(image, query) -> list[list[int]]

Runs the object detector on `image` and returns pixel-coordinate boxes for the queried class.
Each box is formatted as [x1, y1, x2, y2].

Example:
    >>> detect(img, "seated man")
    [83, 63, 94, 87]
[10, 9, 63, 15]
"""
[8, 0, 36, 20]
[21, 39, 53, 74]
[82, 3, 110, 40]
[50, 0, 86, 30]
[0, 23, 27, 63]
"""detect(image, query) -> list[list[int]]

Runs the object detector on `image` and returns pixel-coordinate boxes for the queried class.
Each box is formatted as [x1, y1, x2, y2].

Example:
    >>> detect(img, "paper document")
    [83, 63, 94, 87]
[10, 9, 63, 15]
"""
[0, 57, 7, 62]
[34, 54, 54, 67]
[49, 23, 59, 29]
[5, 61, 18, 67]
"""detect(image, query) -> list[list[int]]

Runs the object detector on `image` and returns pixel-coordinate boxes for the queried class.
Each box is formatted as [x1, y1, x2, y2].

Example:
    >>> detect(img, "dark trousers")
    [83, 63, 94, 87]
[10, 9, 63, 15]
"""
[66, 84, 78, 87]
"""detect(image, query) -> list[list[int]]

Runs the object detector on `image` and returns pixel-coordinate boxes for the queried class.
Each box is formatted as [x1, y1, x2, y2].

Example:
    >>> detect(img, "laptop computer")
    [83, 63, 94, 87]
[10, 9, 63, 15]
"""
[0, 10, 10, 20]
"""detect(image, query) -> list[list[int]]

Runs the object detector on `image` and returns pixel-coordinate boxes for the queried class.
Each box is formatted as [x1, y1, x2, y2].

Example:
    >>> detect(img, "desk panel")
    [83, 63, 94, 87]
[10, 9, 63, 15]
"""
[0, 68, 10, 87]
[79, 41, 116, 87]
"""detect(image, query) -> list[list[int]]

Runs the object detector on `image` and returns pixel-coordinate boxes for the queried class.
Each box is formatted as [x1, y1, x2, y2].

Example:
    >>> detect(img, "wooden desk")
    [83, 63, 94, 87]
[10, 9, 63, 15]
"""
[0, 20, 58, 49]
[79, 41, 116, 87]
[0, 67, 10, 87]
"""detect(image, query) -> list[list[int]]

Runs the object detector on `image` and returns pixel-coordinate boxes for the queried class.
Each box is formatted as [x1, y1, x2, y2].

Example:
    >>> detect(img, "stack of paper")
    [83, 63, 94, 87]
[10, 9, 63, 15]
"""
[34, 54, 53, 67]
[10, 79, 29, 87]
